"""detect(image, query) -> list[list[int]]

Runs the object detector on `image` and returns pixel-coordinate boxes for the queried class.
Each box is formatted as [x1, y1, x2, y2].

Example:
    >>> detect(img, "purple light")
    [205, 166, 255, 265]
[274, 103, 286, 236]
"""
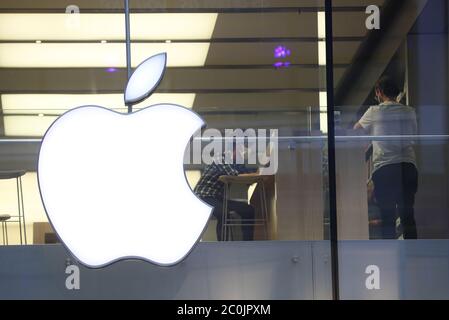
[273, 61, 292, 69]
[106, 67, 118, 73]
[274, 45, 291, 58]
[273, 62, 284, 68]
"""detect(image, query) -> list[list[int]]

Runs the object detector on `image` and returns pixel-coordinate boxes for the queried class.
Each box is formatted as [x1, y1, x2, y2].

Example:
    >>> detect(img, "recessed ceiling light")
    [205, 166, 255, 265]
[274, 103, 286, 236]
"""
[2, 93, 197, 137]
[0, 43, 212, 67]
[317, 11, 326, 66]
[318, 41, 326, 66]
[0, 13, 218, 68]
[2, 93, 196, 114]
[0, 13, 218, 41]
[317, 12, 326, 39]
[319, 91, 328, 134]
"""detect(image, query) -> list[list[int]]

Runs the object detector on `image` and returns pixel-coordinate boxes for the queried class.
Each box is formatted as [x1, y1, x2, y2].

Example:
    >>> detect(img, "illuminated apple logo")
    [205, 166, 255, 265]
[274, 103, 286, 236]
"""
[38, 53, 212, 268]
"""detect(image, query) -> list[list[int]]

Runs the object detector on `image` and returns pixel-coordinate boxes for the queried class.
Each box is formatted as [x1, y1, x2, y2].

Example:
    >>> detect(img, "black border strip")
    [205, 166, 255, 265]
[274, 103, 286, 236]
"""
[325, 0, 340, 301]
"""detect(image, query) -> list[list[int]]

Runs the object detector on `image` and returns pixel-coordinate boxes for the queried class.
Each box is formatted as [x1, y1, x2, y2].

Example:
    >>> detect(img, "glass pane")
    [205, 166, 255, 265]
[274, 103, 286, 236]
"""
[131, 0, 329, 243]
[0, 1, 126, 245]
[0, 0, 334, 300]
[333, 0, 449, 299]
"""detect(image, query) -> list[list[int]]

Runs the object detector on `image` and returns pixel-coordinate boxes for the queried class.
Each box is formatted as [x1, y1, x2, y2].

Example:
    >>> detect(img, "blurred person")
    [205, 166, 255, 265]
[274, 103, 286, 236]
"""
[194, 144, 259, 241]
[354, 76, 419, 239]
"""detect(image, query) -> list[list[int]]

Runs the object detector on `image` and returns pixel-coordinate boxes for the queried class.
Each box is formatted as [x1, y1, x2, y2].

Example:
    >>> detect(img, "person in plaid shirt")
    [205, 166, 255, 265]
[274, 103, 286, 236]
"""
[194, 147, 259, 241]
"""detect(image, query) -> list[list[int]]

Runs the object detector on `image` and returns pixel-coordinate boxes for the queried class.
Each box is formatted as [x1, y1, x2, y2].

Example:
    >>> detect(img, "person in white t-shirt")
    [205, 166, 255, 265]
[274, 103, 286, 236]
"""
[354, 76, 418, 239]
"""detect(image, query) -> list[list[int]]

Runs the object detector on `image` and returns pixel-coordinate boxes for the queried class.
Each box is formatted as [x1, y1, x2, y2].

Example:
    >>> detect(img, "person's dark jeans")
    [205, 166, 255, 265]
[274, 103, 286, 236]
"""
[372, 162, 419, 239]
[202, 196, 255, 241]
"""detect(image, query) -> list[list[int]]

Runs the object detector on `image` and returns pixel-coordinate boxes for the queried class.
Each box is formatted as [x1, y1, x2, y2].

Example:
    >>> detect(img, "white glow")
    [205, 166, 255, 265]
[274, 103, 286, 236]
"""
[125, 53, 166, 104]
[0, 172, 47, 223]
[317, 12, 327, 132]
[0, 13, 217, 68]
[185, 170, 201, 189]
[319, 91, 328, 107]
[317, 12, 326, 39]
[131, 14, 217, 40]
[319, 91, 328, 134]
[0, 13, 218, 40]
[38, 105, 212, 267]
[317, 12, 327, 66]
[318, 41, 326, 66]
[0, 171, 202, 246]
[0, 42, 211, 67]
[2, 94, 196, 114]
[2, 93, 196, 137]
[5, 115, 58, 137]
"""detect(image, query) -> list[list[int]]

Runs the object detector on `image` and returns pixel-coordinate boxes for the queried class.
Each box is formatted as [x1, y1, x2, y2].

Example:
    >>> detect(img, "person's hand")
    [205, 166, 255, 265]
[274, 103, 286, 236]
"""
[353, 121, 363, 130]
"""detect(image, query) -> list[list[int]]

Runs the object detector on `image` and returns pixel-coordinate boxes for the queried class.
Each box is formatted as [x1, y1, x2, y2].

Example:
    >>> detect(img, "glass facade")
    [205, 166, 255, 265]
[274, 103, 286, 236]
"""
[0, 0, 448, 299]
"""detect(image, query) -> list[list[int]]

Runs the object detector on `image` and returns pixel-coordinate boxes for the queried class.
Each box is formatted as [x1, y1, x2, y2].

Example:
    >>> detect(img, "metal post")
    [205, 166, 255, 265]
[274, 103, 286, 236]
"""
[260, 181, 269, 239]
[221, 184, 226, 241]
[19, 176, 27, 244]
[325, 0, 340, 300]
[4, 221, 8, 245]
[124, 0, 132, 114]
[16, 177, 23, 245]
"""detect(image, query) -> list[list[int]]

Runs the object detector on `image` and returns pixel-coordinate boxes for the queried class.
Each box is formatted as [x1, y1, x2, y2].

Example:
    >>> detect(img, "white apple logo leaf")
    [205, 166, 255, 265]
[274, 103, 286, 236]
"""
[37, 53, 213, 268]
[124, 52, 167, 105]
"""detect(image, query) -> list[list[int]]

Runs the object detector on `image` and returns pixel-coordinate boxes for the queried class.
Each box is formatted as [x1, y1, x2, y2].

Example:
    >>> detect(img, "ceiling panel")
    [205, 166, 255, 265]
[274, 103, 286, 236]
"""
[0, 67, 323, 93]
[0, 0, 384, 138]
[0, 43, 213, 68]
[212, 12, 318, 38]
[0, 13, 217, 40]
[1, 93, 196, 115]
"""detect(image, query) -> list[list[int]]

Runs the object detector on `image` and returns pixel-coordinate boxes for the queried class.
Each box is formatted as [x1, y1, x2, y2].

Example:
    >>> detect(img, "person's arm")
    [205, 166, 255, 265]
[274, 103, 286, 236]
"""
[220, 163, 240, 176]
[354, 107, 374, 131]
[353, 122, 364, 130]
[220, 162, 259, 177]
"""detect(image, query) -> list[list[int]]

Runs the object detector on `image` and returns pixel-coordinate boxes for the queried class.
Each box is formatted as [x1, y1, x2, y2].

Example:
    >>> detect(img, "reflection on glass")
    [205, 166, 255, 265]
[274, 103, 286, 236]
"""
[1, 1, 328, 246]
